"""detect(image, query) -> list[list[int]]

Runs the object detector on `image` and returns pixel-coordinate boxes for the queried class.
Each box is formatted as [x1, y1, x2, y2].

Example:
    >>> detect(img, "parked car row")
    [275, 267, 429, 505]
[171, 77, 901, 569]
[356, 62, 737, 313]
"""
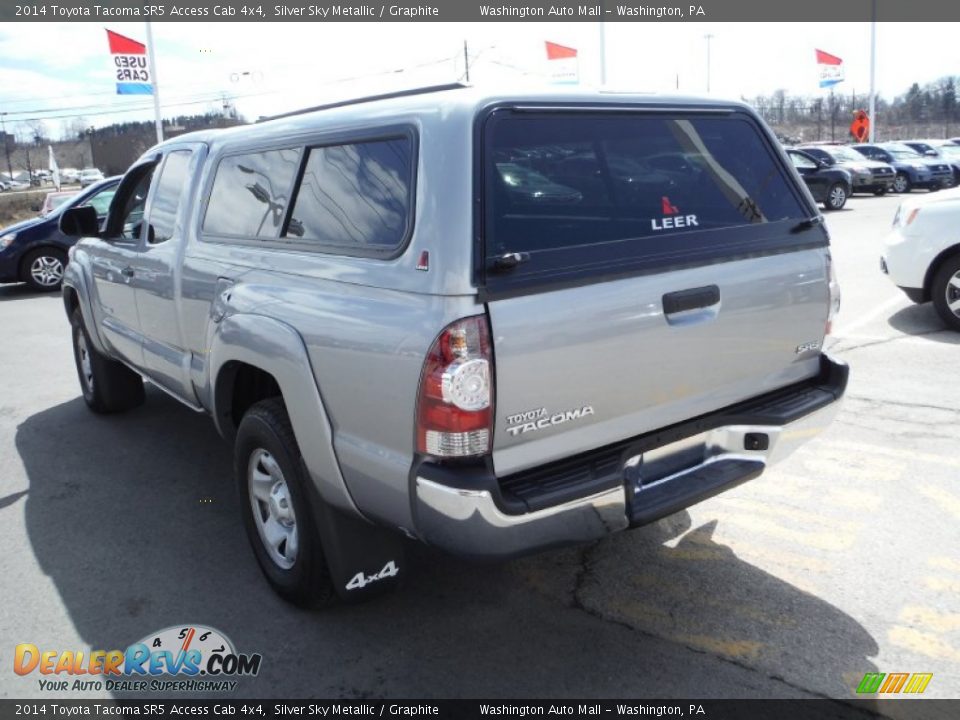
[782, 138, 960, 213]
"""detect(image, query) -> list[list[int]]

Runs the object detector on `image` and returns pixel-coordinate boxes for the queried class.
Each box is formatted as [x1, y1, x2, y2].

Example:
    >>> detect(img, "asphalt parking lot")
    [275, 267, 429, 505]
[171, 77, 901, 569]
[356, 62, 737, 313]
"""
[0, 192, 957, 711]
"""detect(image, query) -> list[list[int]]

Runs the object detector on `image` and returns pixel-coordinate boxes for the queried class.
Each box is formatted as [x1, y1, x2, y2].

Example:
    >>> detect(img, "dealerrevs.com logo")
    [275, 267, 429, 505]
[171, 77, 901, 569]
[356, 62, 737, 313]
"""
[14, 625, 262, 693]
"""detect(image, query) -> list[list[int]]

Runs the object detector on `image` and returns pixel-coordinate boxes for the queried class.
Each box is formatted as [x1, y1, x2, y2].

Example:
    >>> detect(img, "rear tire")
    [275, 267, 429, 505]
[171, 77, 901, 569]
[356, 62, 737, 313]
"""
[22, 247, 67, 291]
[824, 183, 847, 211]
[931, 255, 960, 332]
[71, 309, 145, 413]
[893, 173, 911, 194]
[236, 398, 337, 608]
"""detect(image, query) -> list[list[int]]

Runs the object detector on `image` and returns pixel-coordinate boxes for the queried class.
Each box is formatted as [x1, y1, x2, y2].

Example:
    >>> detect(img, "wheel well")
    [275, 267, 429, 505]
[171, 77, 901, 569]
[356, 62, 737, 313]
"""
[63, 286, 80, 318]
[216, 362, 282, 436]
[924, 245, 960, 302]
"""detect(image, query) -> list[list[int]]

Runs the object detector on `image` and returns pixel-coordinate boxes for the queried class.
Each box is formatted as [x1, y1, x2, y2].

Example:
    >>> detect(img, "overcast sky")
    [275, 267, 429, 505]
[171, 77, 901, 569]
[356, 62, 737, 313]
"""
[1, 21, 957, 138]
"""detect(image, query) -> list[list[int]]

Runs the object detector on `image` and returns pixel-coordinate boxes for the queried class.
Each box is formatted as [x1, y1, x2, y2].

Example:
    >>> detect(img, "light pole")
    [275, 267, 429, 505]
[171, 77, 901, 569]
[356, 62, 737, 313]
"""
[868, 0, 877, 142]
[704, 33, 714, 93]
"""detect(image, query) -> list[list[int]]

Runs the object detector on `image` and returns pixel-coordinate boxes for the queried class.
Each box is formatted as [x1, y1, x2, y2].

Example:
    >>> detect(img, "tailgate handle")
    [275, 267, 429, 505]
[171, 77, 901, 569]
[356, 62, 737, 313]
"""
[662, 285, 720, 315]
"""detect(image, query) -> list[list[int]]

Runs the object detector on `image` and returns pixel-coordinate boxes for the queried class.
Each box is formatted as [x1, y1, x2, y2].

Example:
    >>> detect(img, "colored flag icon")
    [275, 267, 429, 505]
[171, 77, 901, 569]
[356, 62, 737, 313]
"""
[816, 49, 844, 89]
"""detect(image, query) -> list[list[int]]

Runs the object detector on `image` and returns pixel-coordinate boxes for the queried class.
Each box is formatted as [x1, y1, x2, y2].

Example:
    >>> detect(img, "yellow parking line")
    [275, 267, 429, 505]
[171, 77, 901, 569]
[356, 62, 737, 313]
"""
[718, 497, 859, 531]
[918, 485, 960, 522]
[929, 557, 960, 574]
[888, 626, 960, 662]
[899, 606, 960, 633]
[719, 513, 856, 551]
[924, 576, 960, 594]
[824, 439, 960, 470]
[676, 635, 763, 662]
[800, 453, 905, 483]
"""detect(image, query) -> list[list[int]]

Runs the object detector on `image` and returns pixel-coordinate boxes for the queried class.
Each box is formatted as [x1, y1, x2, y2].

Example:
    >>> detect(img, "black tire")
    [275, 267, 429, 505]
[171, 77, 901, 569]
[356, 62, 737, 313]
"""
[931, 255, 960, 332]
[22, 247, 67, 291]
[824, 182, 847, 211]
[872, 188, 887, 196]
[893, 173, 911, 194]
[70, 309, 145, 413]
[236, 398, 336, 608]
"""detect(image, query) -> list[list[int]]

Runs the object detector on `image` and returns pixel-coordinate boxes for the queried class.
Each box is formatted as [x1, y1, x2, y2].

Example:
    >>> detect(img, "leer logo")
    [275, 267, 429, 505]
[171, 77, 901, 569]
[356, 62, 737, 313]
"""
[856, 672, 933, 694]
[652, 196, 698, 231]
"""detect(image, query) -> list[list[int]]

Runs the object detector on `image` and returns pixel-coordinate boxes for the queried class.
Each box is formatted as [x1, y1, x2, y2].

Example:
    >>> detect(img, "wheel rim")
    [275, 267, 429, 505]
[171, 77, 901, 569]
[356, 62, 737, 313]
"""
[947, 271, 960, 318]
[29, 255, 64, 287]
[894, 175, 908, 193]
[829, 185, 846, 208]
[76, 331, 94, 395]
[248, 448, 299, 570]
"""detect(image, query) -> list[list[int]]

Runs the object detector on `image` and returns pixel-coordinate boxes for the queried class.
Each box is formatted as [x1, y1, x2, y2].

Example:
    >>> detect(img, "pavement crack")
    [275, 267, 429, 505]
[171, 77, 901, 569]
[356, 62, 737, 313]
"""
[833, 329, 952, 353]
[844, 394, 960, 416]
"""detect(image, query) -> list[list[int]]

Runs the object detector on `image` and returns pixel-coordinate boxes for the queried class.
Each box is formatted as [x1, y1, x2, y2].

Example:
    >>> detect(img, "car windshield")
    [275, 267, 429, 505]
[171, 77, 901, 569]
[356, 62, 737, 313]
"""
[884, 144, 923, 159]
[47, 195, 74, 212]
[828, 147, 865, 163]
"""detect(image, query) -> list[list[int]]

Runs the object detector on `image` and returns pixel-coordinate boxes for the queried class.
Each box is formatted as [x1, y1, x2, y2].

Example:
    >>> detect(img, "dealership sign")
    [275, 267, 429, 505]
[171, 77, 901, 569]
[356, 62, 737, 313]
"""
[107, 29, 153, 95]
[815, 48, 844, 89]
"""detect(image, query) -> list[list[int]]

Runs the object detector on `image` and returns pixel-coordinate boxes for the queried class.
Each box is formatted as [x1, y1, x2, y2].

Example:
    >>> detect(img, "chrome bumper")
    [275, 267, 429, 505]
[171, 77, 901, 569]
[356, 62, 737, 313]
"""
[415, 357, 847, 560]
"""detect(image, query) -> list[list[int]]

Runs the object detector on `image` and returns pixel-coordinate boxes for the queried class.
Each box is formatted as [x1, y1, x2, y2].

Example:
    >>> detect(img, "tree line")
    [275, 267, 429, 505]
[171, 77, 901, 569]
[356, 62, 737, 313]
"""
[749, 76, 959, 142]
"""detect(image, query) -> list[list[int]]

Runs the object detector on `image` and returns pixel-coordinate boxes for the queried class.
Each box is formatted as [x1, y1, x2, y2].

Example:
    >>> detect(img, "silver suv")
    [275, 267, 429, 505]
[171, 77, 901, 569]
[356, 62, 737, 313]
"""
[59, 85, 846, 606]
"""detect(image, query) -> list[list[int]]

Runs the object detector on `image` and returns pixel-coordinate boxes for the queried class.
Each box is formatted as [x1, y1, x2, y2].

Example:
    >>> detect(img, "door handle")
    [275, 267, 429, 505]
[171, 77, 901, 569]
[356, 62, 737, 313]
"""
[662, 285, 720, 315]
[121, 266, 135, 278]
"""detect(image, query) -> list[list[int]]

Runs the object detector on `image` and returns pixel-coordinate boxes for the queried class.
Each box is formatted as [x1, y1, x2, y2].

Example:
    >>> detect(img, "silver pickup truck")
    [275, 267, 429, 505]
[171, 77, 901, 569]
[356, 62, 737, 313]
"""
[59, 85, 846, 607]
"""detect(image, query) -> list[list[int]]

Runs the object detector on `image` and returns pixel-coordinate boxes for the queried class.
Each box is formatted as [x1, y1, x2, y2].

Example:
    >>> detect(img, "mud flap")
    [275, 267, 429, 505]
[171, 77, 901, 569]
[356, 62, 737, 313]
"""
[308, 489, 406, 603]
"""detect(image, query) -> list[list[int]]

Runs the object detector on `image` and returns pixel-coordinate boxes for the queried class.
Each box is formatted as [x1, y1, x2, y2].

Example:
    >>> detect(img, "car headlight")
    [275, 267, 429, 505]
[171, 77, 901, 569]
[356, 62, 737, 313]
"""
[912, 163, 927, 170]
[0, 232, 16, 250]
[893, 206, 920, 228]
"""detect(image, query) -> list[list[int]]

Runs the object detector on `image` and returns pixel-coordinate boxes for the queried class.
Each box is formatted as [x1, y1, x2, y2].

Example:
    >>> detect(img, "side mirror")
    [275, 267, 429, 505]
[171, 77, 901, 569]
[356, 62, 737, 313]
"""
[925, 150, 937, 157]
[818, 158, 831, 168]
[59, 206, 100, 237]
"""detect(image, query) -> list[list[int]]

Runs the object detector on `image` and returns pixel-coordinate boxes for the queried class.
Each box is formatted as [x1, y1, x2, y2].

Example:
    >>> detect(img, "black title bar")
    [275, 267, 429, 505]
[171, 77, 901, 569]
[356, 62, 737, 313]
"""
[4, 0, 960, 22]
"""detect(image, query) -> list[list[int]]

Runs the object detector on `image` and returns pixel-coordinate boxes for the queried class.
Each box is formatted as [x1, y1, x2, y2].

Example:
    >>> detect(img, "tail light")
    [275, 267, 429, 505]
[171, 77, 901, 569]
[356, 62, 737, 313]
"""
[416, 315, 494, 458]
[825, 251, 841, 335]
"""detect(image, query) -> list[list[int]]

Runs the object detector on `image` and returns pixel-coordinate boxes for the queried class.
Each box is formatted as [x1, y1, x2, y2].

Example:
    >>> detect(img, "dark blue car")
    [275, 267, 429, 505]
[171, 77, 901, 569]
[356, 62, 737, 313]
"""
[0, 176, 119, 291]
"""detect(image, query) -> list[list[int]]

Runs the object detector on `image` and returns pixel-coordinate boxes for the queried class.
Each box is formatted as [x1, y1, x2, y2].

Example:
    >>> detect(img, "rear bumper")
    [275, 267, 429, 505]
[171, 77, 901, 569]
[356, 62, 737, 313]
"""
[414, 355, 848, 560]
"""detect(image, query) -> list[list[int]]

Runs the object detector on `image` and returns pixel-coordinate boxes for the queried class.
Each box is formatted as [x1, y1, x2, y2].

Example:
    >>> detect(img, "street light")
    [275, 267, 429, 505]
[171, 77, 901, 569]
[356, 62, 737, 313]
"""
[704, 34, 714, 93]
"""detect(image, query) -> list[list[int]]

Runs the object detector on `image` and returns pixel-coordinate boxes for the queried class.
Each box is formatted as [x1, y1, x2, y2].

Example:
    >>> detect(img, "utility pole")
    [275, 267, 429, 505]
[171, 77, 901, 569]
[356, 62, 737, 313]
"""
[145, 21, 163, 143]
[463, 40, 470, 82]
[868, 0, 877, 142]
[0, 113, 12, 180]
[704, 34, 714, 93]
[598, 22, 607, 86]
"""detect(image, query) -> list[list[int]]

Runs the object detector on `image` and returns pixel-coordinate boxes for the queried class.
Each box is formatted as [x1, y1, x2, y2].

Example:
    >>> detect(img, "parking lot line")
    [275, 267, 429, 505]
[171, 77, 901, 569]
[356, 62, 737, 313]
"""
[917, 485, 960, 521]
[823, 439, 960, 469]
[888, 625, 960, 662]
[833, 294, 907, 336]
[898, 606, 960, 633]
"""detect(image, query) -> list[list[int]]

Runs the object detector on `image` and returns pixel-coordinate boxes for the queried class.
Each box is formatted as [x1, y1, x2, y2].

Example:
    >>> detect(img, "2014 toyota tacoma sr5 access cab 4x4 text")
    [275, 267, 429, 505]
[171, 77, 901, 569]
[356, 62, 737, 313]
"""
[59, 85, 847, 607]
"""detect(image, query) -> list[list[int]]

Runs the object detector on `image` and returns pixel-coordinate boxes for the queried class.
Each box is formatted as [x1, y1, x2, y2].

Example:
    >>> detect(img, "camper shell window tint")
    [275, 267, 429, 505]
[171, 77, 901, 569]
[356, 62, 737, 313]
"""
[203, 148, 301, 238]
[481, 108, 814, 292]
[284, 137, 413, 254]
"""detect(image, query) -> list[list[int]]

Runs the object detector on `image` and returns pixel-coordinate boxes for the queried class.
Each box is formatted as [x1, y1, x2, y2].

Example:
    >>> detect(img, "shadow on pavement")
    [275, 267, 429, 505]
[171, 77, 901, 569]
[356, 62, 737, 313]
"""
[887, 302, 960, 344]
[0, 283, 60, 302]
[14, 389, 880, 705]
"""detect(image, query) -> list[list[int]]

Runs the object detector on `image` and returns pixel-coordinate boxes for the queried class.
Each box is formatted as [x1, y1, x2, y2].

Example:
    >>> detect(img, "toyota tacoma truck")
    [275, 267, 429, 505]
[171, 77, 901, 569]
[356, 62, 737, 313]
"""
[59, 85, 847, 607]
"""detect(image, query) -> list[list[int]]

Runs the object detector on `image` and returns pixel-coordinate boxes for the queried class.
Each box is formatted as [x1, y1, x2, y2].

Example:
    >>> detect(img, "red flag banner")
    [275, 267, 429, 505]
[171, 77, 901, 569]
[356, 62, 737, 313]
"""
[545, 41, 577, 60]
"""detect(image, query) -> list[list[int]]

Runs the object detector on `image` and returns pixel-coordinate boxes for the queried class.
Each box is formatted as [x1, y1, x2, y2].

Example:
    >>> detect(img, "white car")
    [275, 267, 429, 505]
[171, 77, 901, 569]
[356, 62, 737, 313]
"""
[78, 168, 105, 188]
[882, 187, 960, 330]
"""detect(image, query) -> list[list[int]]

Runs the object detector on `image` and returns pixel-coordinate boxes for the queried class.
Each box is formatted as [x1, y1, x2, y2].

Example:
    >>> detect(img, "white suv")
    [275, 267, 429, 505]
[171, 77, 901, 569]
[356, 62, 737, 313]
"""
[882, 187, 960, 330]
[78, 168, 105, 188]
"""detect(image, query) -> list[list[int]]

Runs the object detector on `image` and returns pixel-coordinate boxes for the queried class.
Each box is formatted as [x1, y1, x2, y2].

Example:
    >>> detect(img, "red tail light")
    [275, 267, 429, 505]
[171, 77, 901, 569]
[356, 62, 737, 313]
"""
[416, 315, 494, 458]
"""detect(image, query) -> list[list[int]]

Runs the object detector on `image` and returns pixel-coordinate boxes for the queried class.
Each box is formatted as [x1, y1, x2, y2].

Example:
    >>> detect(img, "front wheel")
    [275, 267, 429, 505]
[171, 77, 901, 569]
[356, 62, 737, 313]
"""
[931, 256, 960, 332]
[71, 309, 145, 413]
[824, 183, 848, 211]
[893, 173, 911, 194]
[236, 398, 337, 608]
[22, 247, 67, 291]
